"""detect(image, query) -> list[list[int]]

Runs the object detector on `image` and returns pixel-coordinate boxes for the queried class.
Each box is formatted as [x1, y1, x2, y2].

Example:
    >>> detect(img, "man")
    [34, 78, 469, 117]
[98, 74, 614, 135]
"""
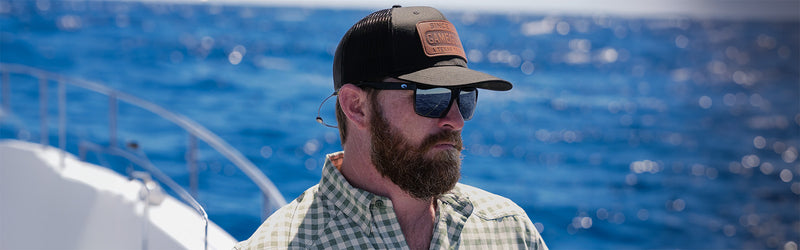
[236, 5, 547, 250]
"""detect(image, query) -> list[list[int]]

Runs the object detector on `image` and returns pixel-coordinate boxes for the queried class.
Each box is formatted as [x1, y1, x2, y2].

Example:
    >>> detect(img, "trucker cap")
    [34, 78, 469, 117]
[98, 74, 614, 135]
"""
[332, 5, 512, 91]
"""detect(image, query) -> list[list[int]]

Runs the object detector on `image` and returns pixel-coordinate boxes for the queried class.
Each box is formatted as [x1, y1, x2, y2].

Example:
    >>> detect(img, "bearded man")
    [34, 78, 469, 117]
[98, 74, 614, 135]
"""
[236, 5, 548, 250]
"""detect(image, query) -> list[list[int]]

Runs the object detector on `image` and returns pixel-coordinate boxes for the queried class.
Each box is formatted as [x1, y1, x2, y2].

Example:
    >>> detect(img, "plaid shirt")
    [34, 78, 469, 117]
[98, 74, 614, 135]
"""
[235, 152, 548, 250]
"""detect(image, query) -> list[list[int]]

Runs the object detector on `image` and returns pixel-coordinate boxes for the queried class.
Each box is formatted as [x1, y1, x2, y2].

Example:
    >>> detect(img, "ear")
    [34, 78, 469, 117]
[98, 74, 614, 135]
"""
[337, 84, 370, 130]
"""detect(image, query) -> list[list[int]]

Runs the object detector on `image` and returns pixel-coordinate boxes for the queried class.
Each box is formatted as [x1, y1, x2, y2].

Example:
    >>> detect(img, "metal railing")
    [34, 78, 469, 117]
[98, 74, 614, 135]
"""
[82, 140, 208, 250]
[0, 63, 288, 249]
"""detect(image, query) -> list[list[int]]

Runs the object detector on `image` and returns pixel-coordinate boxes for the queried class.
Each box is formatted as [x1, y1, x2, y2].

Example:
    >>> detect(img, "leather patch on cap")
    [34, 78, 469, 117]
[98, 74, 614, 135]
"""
[416, 20, 467, 60]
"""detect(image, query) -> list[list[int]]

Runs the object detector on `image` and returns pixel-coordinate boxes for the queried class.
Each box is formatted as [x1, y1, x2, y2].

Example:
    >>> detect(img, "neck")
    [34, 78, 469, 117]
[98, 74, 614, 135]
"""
[392, 193, 436, 250]
[339, 142, 436, 250]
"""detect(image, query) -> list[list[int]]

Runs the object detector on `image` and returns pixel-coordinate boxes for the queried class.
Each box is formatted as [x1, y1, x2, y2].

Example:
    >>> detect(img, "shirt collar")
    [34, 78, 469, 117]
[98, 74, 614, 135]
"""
[319, 152, 381, 234]
[318, 151, 474, 239]
[431, 187, 474, 247]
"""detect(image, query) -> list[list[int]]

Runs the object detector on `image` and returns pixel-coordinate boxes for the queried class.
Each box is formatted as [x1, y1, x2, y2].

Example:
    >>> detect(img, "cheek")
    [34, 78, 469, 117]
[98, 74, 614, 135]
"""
[379, 92, 416, 124]
[380, 95, 429, 142]
[392, 112, 440, 146]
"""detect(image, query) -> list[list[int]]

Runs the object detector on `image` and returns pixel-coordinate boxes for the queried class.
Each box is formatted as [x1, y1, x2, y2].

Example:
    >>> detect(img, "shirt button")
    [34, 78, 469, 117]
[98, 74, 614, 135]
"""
[374, 200, 384, 208]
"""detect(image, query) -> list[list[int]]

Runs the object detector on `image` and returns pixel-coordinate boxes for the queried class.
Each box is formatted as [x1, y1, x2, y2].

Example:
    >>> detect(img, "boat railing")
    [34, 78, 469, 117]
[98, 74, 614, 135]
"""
[80, 139, 209, 250]
[0, 63, 287, 248]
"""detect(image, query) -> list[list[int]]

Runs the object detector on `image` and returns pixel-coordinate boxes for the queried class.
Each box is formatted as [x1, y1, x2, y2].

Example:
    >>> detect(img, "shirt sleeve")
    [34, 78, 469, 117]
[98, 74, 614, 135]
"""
[522, 213, 549, 250]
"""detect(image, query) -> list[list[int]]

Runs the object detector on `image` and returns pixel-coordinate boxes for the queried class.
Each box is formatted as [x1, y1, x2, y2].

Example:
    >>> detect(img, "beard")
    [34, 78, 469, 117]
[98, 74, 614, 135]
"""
[369, 101, 463, 200]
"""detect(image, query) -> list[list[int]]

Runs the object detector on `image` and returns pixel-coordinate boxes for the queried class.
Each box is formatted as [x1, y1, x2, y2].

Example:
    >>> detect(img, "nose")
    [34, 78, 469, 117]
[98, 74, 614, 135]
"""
[438, 102, 465, 130]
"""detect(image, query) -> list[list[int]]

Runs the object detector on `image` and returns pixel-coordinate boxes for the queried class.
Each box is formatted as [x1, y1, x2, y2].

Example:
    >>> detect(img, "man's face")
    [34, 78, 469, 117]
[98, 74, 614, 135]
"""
[368, 90, 464, 199]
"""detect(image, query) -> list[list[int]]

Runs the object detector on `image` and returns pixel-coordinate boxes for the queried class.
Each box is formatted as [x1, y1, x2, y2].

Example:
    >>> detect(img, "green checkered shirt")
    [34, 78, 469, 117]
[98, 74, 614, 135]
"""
[235, 152, 548, 250]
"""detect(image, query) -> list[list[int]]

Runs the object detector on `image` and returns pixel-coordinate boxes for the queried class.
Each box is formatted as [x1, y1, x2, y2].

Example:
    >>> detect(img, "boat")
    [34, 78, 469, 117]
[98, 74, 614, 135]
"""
[0, 63, 287, 249]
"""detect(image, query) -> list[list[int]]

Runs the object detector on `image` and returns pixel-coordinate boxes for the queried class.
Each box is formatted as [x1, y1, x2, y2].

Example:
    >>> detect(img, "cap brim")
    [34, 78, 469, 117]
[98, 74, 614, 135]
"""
[397, 66, 513, 91]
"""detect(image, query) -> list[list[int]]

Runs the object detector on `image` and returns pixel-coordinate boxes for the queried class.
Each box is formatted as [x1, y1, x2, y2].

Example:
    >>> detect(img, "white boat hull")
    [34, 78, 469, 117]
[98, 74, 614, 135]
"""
[0, 139, 237, 250]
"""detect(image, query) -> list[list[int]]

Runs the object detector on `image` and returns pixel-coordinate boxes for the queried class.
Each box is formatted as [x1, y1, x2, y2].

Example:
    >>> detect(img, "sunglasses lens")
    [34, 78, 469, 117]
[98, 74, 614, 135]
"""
[458, 88, 477, 120]
[415, 87, 452, 118]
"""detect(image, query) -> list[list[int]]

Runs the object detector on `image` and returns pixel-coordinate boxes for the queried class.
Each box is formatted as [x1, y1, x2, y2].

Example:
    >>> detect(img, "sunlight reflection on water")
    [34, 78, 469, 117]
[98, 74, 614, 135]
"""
[1, 1, 798, 249]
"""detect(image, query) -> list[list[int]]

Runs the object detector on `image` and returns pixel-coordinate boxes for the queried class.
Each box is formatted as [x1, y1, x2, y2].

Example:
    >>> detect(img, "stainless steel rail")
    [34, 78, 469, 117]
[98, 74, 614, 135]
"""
[82, 141, 209, 250]
[0, 63, 287, 246]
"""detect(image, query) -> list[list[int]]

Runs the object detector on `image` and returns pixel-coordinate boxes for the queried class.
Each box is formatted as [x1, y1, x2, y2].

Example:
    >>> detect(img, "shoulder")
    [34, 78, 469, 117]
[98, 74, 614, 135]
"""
[234, 184, 322, 250]
[452, 183, 527, 220]
[451, 183, 550, 249]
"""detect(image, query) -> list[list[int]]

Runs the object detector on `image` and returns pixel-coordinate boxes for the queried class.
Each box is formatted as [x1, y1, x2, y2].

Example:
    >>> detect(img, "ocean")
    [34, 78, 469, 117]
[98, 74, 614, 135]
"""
[1, 1, 798, 249]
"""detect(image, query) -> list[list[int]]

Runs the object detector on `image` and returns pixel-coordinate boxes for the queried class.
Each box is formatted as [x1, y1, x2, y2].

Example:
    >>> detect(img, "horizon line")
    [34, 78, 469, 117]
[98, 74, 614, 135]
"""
[133, 0, 800, 21]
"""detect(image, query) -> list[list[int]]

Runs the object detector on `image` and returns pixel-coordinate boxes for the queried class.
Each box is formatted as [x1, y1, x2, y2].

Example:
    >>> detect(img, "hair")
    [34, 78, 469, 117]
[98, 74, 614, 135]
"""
[335, 99, 348, 144]
[335, 86, 378, 145]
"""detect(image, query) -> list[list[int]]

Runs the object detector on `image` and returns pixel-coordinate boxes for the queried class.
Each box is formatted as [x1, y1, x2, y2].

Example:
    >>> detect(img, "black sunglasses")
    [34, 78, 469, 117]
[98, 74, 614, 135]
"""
[356, 82, 479, 121]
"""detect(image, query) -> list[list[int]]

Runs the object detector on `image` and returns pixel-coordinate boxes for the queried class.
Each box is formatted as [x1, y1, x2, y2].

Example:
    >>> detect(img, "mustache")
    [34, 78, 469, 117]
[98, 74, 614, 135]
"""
[419, 130, 463, 152]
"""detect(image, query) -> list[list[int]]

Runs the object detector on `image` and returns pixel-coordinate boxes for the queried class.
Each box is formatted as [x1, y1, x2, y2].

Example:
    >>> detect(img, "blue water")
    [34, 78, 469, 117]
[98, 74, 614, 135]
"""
[1, 1, 799, 249]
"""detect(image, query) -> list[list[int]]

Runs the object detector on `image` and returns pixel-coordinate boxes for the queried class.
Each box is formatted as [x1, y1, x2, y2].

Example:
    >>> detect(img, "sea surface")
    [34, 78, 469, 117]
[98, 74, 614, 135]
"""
[1, 1, 799, 249]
